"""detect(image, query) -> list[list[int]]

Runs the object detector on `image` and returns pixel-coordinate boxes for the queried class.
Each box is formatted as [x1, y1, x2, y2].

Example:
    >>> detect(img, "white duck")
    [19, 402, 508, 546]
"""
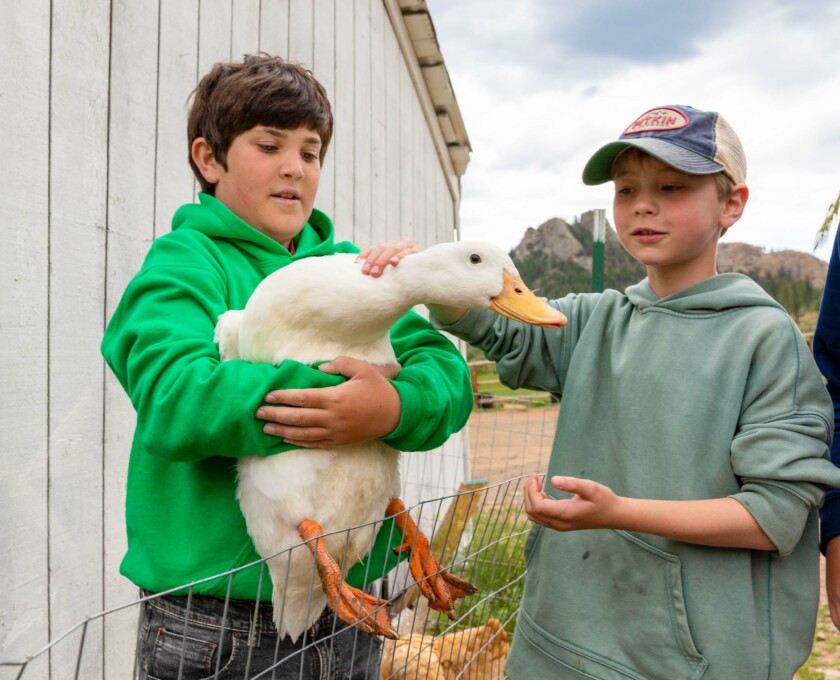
[214, 241, 566, 642]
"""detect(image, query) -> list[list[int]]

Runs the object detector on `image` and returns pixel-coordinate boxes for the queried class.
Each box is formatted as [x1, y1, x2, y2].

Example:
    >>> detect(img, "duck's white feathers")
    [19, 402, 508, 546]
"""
[237, 254, 406, 366]
[217, 242, 522, 641]
[235, 443, 399, 640]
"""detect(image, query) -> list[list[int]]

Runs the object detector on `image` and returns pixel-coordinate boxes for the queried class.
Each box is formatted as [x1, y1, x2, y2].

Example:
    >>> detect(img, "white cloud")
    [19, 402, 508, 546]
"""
[429, 0, 840, 260]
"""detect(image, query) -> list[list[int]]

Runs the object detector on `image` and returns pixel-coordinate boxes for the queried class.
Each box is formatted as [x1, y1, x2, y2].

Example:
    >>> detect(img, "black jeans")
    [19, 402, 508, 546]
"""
[136, 590, 382, 679]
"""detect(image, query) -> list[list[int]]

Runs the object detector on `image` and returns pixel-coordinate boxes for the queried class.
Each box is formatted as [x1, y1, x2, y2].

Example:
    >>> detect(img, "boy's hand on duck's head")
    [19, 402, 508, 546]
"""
[357, 240, 423, 278]
[257, 356, 402, 447]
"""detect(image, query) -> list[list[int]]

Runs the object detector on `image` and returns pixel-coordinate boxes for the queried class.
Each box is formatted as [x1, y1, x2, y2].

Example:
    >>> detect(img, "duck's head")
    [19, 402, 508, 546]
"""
[402, 241, 567, 328]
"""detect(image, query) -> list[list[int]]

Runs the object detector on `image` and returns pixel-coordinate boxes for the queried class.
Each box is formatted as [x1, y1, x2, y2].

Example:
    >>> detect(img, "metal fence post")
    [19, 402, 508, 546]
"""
[592, 209, 605, 293]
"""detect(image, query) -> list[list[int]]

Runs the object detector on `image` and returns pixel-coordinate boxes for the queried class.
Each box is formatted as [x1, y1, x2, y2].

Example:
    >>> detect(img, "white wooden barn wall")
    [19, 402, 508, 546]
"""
[0, 0, 466, 674]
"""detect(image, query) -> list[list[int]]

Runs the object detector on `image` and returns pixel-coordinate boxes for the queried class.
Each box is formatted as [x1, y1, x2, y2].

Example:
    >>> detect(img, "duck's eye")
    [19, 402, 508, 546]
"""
[469, 254, 482, 264]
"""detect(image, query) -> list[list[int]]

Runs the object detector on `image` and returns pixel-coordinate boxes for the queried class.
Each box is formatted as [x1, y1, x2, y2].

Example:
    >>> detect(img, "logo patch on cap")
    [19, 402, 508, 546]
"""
[623, 107, 689, 135]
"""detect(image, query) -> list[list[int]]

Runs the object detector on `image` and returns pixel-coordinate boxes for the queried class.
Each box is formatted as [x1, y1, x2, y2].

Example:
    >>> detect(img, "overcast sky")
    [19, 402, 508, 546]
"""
[426, 0, 840, 260]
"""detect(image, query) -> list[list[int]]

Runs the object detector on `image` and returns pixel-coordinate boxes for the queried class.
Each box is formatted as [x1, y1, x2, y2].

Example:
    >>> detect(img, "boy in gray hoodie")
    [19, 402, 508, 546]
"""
[362, 105, 840, 679]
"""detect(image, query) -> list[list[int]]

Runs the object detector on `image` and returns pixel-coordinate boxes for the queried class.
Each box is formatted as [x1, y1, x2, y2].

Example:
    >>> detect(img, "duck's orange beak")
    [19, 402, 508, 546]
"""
[490, 270, 567, 328]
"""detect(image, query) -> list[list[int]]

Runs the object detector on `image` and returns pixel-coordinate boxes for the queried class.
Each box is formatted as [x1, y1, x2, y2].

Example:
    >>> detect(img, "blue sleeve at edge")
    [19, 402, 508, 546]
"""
[814, 227, 840, 552]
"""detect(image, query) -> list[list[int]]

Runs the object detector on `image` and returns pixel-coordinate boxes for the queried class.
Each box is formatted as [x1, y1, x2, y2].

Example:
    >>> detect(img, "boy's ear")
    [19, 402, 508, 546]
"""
[191, 137, 222, 185]
[720, 184, 749, 231]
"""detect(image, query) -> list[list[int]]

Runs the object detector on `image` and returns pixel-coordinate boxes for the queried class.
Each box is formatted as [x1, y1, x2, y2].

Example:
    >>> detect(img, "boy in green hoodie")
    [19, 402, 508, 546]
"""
[362, 105, 840, 679]
[101, 54, 472, 678]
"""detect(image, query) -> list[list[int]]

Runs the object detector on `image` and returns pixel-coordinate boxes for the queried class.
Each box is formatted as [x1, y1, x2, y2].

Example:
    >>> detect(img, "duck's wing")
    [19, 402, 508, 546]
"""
[214, 310, 244, 361]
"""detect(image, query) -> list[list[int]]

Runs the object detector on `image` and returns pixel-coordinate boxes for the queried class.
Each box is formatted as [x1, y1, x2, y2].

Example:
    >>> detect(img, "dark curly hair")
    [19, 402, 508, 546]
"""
[187, 53, 333, 195]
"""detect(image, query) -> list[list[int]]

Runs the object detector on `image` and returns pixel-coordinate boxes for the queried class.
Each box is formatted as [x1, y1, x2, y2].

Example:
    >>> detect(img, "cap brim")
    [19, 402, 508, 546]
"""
[582, 138, 726, 185]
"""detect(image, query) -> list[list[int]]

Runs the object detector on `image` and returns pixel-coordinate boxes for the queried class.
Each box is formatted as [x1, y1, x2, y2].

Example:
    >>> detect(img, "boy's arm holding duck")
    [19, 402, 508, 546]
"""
[258, 240, 473, 449]
[257, 357, 402, 447]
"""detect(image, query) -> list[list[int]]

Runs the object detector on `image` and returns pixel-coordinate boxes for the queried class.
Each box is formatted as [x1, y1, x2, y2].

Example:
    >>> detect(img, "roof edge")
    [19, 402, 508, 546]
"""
[385, 0, 472, 193]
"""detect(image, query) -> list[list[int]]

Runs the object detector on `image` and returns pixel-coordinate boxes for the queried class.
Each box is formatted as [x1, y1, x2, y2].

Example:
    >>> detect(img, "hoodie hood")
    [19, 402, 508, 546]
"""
[625, 273, 785, 316]
[171, 193, 348, 267]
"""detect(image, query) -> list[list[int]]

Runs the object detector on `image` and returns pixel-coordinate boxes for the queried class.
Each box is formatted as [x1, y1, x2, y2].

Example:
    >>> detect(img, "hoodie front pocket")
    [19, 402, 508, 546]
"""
[519, 529, 708, 680]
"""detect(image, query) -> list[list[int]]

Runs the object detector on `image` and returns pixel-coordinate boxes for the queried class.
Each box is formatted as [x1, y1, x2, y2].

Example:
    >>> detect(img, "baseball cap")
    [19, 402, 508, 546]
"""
[582, 105, 746, 186]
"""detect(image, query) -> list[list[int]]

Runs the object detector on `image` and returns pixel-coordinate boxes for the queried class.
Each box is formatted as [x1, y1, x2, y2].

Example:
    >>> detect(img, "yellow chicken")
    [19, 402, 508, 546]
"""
[381, 617, 509, 679]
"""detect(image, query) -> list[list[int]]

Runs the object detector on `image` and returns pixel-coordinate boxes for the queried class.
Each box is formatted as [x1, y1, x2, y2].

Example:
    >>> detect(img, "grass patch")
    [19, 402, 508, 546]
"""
[797, 605, 840, 679]
[429, 507, 530, 638]
[473, 363, 556, 406]
[798, 666, 826, 680]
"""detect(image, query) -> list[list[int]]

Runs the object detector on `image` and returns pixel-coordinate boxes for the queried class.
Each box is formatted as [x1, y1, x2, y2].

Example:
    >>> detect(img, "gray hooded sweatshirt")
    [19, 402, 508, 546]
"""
[440, 274, 840, 680]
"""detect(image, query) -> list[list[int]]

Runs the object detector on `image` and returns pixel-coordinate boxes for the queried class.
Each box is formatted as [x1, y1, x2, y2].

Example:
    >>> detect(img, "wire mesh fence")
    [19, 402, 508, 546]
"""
[1, 391, 559, 679]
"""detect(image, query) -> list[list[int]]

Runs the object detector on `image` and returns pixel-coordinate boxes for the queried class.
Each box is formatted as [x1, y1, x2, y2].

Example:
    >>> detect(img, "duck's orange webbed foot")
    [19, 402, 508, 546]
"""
[298, 519, 398, 639]
[386, 498, 478, 619]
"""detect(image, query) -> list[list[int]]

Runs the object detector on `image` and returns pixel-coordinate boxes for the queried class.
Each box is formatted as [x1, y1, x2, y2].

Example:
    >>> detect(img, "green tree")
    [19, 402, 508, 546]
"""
[816, 189, 840, 249]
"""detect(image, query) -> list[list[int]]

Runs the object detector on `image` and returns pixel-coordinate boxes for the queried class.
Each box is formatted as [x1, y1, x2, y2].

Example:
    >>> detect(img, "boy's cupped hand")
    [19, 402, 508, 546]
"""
[524, 473, 622, 532]
[256, 357, 402, 447]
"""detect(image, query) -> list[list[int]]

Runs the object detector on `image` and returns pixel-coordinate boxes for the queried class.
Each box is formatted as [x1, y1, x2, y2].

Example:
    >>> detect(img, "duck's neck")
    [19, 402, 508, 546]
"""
[388, 249, 447, 308]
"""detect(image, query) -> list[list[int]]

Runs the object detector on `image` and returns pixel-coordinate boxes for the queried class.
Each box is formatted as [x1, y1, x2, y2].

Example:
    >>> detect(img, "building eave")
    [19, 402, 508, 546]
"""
[385, 0, 472, 193]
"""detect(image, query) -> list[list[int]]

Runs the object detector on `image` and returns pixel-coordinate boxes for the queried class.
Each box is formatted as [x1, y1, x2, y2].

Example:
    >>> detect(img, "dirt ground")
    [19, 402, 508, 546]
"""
[467, 404, 840, 679]
[467, 403, 558, 485]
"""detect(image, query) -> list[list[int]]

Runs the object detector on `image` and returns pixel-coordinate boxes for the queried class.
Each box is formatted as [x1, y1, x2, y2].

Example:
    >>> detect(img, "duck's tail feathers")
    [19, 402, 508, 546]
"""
[215, 310, 244, 361]
[272, 582, 327, 644]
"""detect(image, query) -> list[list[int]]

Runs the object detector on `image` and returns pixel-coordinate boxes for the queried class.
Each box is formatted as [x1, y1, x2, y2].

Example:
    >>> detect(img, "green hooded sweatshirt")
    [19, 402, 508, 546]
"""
[102, 194, 472, 600]
[439, 274, 840, 680]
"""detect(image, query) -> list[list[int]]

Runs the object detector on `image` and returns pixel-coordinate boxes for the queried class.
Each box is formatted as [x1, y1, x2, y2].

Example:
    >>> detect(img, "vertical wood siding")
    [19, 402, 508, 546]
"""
[1, 2, 52, 676]
[0, 0, 465, 674]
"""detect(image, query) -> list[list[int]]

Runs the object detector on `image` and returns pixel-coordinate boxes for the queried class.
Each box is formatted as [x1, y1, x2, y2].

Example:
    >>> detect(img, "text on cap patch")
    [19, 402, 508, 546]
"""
[623, 107, 689, 135]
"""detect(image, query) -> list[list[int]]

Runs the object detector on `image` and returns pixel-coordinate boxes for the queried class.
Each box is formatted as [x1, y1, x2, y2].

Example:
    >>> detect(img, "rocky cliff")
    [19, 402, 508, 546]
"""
[716, 242, 827, 287]
[511, 212, 827, 288]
